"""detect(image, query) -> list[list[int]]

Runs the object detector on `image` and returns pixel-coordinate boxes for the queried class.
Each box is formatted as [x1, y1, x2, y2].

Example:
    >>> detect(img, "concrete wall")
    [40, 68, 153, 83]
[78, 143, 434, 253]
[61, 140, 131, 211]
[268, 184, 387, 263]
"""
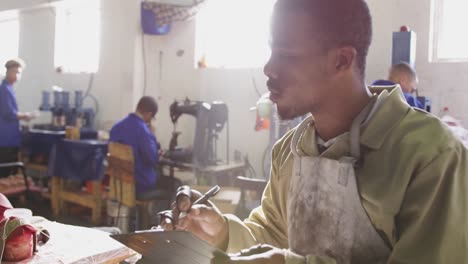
[6, 0, 141, 129]
[142, 20, 269, 178]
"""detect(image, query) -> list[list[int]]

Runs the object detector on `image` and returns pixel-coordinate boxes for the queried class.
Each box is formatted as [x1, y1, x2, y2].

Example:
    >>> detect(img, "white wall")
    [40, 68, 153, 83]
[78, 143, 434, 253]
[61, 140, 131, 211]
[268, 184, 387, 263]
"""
[142, 20, 270, 178]
[8, 0, 142, 130]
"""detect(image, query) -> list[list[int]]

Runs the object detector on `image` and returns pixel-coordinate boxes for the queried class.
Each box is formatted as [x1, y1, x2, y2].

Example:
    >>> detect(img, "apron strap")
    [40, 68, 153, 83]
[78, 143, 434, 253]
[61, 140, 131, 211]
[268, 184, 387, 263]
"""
[290, 116, 314, 157]
[350, 90, 389, 160]
[290, 90, 389, 160]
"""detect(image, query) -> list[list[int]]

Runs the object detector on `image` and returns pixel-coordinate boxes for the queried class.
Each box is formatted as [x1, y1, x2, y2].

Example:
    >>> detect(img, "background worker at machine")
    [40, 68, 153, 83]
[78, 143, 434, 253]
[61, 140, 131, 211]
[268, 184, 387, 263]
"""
[109, 96, 160, 196]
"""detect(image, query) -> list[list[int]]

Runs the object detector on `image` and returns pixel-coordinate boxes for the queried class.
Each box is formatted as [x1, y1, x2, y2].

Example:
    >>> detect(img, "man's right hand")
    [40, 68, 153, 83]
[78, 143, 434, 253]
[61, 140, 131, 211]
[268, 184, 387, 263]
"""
[162, 189, 229, 250]
[17, 111, 39, 121]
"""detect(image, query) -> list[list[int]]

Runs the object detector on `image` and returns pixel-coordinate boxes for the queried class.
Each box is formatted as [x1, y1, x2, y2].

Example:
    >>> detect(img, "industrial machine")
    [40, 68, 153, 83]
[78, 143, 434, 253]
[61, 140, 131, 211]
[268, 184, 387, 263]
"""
[38, 89, 95, 130]
[165, 98, 229, 167]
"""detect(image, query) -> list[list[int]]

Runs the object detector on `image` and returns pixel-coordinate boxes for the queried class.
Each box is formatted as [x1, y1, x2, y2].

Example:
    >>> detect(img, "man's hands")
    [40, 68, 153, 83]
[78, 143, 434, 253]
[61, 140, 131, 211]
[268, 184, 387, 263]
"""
[179, 204, 229, 248]
[161, 188, 286, 264]
[17, 111, 39, 121]
[161, 189, 230, 249]
[213, 244, 286, 264]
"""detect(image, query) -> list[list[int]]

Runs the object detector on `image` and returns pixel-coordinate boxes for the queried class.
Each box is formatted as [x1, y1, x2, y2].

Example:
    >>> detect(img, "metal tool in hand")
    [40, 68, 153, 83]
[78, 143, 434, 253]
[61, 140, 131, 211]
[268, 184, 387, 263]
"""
[158, 185, 192, 229]
[157, 185, 221, 229]
[175, 186, 192, 212]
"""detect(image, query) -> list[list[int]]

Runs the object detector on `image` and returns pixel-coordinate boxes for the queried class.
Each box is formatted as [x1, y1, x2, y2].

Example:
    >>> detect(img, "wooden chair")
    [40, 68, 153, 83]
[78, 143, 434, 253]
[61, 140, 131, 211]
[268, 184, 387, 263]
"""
[108, 142, 174, 231]
[0, 146, 41, 201]
[0, 162, 37, 198]
[107, 143, 137, 209]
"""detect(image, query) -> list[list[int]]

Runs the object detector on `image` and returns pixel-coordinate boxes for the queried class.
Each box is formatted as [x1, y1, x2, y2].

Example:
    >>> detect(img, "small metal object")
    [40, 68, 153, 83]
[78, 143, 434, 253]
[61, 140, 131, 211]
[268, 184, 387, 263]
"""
[176, 186, 192, 212]
[193, 185, 220, 206]
[158, 210, 175, 230]
[156, 185, 221, 230]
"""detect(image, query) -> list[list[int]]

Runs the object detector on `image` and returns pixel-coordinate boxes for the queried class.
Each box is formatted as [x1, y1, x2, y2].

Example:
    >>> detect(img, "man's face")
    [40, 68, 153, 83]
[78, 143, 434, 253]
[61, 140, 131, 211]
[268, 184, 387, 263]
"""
[401, 75, 418, 94]
[6, 67, 22, 84]
[142, 112, 155, 123]
[408, 76, 418, 94]
[264, 5, 333, 120]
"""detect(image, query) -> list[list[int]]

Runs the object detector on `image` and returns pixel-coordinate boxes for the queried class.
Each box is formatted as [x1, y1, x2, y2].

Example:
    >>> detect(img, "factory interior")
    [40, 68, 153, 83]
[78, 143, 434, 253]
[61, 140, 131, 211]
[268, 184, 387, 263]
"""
[0, 0, 467, 263]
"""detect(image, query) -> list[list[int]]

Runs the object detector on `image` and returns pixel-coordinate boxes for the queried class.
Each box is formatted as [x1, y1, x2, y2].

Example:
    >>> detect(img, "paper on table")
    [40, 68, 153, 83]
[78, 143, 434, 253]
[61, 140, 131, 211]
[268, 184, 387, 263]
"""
[4, 217, 135, 264]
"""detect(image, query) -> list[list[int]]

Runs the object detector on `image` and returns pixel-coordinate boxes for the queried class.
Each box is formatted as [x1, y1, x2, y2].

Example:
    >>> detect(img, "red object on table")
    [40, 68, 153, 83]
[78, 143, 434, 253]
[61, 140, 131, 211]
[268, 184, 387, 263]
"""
[3, 226, 35, 261]
[0, 204, 37, 262]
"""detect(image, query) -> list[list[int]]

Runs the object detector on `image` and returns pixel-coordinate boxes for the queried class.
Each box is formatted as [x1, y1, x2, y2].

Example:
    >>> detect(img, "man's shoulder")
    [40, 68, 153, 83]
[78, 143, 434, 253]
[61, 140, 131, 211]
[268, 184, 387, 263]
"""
[0, 81, 10, 93]
[111, 115, 141, 133]
[271, 123, 300, 165]
[387, 108, 462, 155]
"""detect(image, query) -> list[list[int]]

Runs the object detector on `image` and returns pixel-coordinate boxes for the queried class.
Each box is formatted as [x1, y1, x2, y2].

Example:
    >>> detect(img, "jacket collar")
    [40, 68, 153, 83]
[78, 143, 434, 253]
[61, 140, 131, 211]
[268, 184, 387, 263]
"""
[360, 86, 410, 150]
[297, 86, 410, 155]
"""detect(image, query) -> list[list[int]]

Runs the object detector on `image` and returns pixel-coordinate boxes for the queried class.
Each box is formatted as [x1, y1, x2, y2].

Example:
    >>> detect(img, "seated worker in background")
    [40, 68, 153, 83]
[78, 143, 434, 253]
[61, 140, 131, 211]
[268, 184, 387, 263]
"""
[0, 59, 37, 177]
[109, 96, 160, 197]
[372, 62, 424, 109]
[165, 0, 468, 263]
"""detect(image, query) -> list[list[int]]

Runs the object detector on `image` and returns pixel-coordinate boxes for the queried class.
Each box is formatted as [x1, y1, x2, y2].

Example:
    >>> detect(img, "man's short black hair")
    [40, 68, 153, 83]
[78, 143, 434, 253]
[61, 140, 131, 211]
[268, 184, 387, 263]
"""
[136, 96, 158, 116]
[277, 0, 372, 78]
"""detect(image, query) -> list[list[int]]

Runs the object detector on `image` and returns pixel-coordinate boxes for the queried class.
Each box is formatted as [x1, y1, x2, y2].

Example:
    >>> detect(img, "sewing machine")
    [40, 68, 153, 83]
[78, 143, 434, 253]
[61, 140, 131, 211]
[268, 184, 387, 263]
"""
[165, 98, 229, 167]
[37, 90, 95, 130]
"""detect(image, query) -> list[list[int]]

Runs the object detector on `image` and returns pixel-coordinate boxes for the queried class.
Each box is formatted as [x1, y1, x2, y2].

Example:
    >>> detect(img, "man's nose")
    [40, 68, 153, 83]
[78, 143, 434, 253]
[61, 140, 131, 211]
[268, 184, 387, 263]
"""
[263, 57, 278, 79]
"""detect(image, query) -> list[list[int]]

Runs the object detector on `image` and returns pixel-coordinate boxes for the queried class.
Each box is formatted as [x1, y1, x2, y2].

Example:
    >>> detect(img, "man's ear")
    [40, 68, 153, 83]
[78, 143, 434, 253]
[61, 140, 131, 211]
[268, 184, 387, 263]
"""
[334, 47, 357, 72]
[399, 75, 410, 91]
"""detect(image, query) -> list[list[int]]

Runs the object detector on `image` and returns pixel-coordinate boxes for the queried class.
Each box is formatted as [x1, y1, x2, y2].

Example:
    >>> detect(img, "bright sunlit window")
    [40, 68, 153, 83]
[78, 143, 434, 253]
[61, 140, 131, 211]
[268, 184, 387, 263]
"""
[54, 0, 101, 73]
[195, 0, 275, 68]
[0, 11, 19, 69]
[431, 0, 468, 62]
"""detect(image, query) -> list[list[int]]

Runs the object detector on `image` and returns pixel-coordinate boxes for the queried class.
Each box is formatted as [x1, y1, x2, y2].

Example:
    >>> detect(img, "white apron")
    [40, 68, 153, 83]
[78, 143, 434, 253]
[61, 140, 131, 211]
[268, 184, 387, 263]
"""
[288, 93, 391, 263]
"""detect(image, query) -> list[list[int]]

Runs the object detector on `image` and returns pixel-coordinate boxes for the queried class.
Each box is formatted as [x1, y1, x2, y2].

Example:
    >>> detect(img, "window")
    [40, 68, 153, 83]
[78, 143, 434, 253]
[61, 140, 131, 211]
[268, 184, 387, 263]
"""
[431, 0, 468, 62]
[195, 0, 275, 68]
[0, 11, 19, 68]
[54, 0, 101, 73]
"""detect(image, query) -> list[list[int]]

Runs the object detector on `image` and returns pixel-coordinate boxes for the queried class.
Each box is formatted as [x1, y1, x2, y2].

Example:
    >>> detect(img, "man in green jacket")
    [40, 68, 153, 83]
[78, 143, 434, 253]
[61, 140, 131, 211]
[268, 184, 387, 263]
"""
[171, 0, 468, 263]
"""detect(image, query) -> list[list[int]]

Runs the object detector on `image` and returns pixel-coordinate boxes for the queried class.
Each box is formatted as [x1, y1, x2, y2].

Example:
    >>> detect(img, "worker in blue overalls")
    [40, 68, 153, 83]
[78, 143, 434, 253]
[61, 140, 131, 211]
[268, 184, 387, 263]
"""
[372, 62, 424, 109]
[0, 59, 36, 177]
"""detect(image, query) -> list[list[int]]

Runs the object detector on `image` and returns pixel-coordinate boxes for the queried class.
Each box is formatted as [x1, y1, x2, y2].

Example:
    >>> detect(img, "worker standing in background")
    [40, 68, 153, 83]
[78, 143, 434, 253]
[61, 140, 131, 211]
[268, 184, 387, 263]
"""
[373, 62, 424, 109]
[165, 0, 468, 263]
[0, 59, 37, 177]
